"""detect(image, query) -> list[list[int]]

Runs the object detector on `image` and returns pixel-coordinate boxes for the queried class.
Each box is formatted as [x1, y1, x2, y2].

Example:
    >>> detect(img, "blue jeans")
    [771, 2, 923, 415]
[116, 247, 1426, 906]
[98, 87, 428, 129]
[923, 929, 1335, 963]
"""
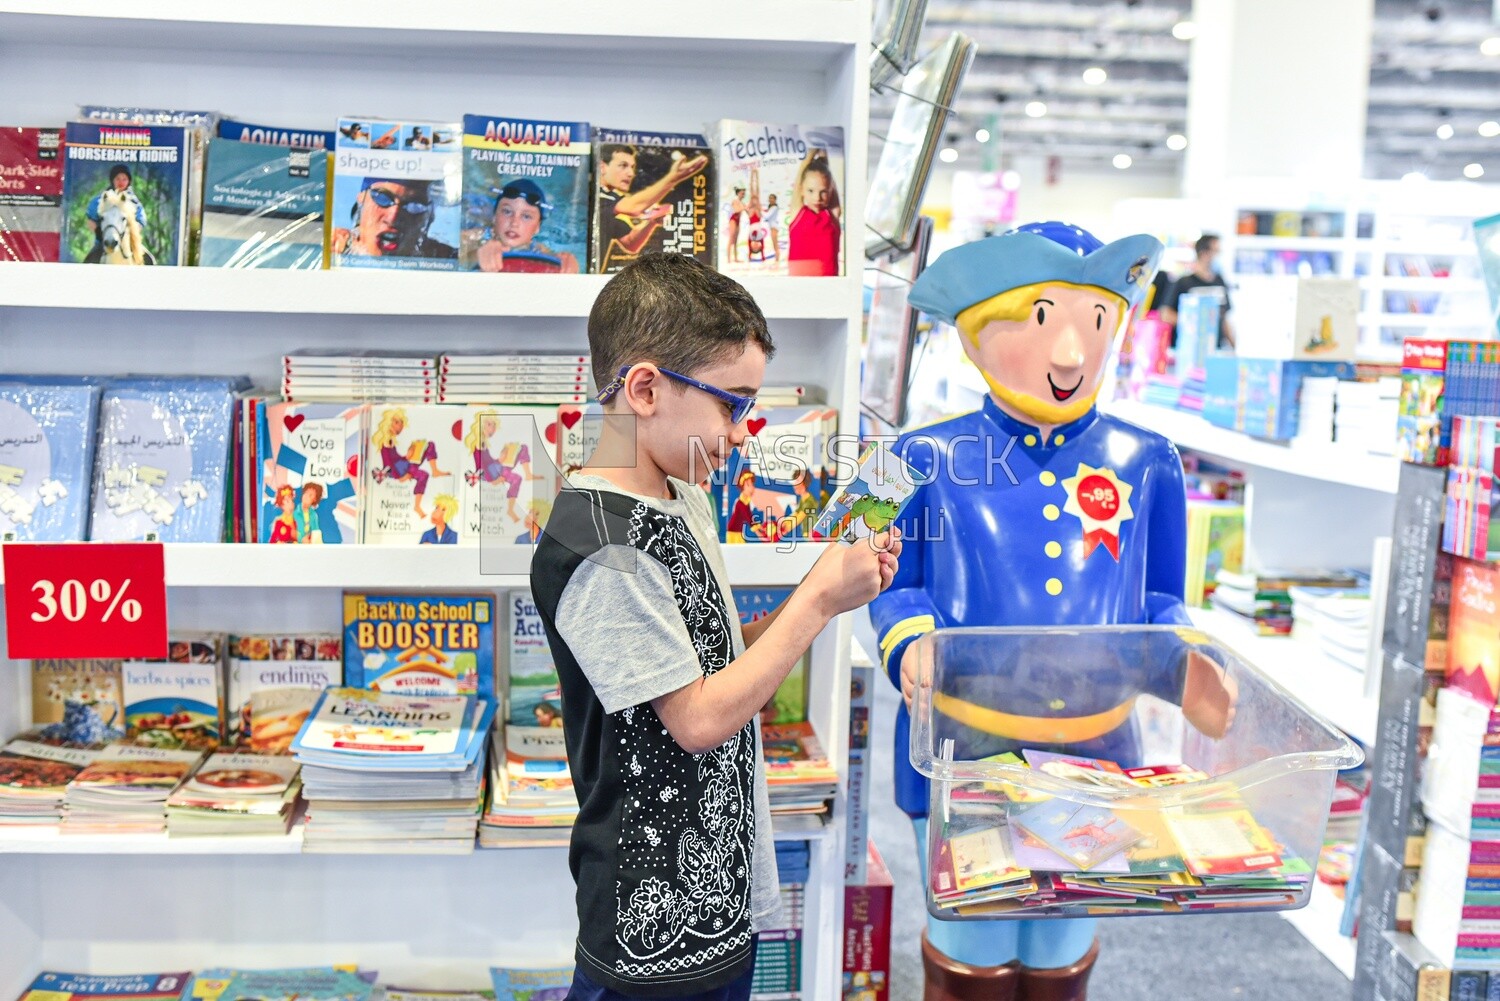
[914, 818, 1096, 969]
[564, 938, 758, 1001]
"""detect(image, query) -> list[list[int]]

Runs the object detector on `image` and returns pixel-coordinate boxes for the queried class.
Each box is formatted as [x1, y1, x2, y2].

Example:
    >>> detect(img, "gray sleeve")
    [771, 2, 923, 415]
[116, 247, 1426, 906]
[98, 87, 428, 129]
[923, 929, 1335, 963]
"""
[554, 543, 706, 714]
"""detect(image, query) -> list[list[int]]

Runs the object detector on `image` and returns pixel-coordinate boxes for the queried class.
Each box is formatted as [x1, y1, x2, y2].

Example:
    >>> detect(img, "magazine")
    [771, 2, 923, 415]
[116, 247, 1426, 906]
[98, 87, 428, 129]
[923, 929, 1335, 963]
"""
[122, 637, 226, 750]
[714, 120, 845, 277]
[291, 688, 492, 771]
[217, 117, 335, 150]
[329, 116, 461, 270]
[460, 115, 590, 274]
[0, 127, 64, 261]
[18, 972, 193, 1001]
[591, 127, 713, 272]
[343, 592, 497, 700]
[226, 633, 342, 748]
[59, 120, 192, 266]
[505, 590, 564, 757]
[30, 658, 124, 743]
[200, 139, 328, 269]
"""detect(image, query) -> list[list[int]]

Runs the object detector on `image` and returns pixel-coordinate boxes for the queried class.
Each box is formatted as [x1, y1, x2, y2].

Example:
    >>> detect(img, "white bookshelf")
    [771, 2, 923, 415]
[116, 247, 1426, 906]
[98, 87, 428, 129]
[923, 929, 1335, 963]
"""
[0, 1, 870, 995]
[1280, 879, 1357, 979]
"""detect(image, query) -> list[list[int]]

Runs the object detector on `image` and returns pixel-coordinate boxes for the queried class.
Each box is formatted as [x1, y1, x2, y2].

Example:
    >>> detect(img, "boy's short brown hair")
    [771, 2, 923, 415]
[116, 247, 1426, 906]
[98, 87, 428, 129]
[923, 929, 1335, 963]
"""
[588, 253, 775, 392]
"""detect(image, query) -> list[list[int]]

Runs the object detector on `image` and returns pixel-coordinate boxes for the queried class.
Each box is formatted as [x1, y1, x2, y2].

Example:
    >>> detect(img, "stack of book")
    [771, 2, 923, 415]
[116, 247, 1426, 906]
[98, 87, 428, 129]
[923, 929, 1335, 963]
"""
[752, 840, 810, 1001]
[439, 352, 591, 405]
[927, 752, 1312, 918]
[62, 744, 207, 834]
[1184, 500, 1243, 609]
[165, 750, 302, 837]
[1444, 415, 1500, 563]
[1211, 567, 1361, 636]
[1288, 579, 1373, 671]
[282, 350, 439, 403]
[188, 966, 379, 1001]
[761, 722, 837, 834]
[291, 688, 495, 854]
[0, 735, 100, 825]
[479, 728, 577, 848]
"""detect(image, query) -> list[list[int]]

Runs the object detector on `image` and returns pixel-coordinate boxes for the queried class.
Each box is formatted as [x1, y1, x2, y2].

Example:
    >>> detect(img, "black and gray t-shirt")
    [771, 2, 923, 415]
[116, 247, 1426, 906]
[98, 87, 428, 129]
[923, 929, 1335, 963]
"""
[530, 473, 779, 998]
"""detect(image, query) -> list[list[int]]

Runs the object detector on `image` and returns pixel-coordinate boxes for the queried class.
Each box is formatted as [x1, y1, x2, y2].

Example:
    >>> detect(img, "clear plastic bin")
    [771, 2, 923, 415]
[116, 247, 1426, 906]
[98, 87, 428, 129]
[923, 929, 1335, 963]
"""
[908, 625, 1363, 920]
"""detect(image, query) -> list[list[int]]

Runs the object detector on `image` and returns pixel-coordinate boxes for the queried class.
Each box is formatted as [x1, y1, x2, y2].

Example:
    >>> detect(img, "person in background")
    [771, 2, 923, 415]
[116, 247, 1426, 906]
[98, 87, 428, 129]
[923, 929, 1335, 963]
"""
[1161, 233, 1235, 349]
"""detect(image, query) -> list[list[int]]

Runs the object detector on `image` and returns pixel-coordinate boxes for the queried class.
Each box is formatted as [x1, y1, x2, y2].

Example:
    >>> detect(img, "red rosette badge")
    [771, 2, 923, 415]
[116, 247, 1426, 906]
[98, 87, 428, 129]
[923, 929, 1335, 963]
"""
[1061, 462, 1134, 561]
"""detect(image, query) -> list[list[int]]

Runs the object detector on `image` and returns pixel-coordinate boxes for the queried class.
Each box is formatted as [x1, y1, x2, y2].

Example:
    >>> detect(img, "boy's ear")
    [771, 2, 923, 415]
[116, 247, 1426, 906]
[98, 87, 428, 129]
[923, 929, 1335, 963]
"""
[621, 365, 661, 416]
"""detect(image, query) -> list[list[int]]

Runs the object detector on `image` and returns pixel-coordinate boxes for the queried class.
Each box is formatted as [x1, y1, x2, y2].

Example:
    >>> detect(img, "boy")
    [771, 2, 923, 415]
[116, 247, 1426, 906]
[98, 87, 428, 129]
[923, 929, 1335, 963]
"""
[531, 254, 897, 1000]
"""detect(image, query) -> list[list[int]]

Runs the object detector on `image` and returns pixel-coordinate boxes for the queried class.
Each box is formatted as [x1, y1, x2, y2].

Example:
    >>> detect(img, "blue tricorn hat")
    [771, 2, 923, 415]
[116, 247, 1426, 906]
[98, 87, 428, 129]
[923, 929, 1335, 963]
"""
[909, 221, 1164, 327]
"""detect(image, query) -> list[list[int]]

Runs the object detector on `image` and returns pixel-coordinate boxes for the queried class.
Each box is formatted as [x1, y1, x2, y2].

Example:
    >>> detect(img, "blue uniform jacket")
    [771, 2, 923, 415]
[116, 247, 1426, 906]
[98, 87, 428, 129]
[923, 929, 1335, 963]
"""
[870, 397, 1194, 818]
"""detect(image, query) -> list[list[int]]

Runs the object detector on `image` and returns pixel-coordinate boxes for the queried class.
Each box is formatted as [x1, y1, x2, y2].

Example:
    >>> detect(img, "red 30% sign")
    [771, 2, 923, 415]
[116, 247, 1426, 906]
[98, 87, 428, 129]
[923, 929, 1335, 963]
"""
[4, 543, 167, 658]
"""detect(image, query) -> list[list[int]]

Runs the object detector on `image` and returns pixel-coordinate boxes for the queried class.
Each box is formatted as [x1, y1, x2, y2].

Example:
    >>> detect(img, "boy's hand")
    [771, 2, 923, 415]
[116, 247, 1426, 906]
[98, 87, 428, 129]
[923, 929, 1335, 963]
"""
[803, 529, 901, 620]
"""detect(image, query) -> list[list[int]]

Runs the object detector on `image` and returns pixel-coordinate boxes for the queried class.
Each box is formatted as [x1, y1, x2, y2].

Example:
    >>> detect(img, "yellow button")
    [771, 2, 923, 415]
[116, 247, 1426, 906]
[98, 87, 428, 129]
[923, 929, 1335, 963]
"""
[1024, 434, 1037, 447]
[1043, 504, 1060, 521]
[1039, 471, 1057, 487]
[1045, 541, 1062, 558]
[1054, 434, 1066, 445]
[1046, 578, 1063, 596]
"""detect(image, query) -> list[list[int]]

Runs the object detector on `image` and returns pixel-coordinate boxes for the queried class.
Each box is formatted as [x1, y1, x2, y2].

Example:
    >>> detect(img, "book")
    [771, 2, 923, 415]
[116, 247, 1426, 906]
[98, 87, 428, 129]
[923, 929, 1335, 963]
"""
[166, 751, 300, 811]
[17, 972, 192, 1001]
[383, 991, 492, 1001]
[217, 117, 335, 150]
[735, 588, 807, 724]
[329, 117, 461, 269]
[0, 737, 100, 821]
[364, 404, 468, 545]
[343, 591, 498, 700]
[460, 115, 590, 274]
[31, 658, 125, 744]
[59, 120, 192, 265]
[89, 378, 239, 543]
[291, 688, 491, 769]
[226, 634, 342, 749]
[505, 590, 564, 758]
[1399, 338, 1450, 466]
[718, 403, 831, 542]
[257, 401, 366, 544]
[68, 744, 205, 795]
[591, 128, 713, 273]
[0, 381, 100, 541]
[459, 406, 561, 545]
[488, 968, 573, 1001]
[1012, 799, 1147, 871]
[190, 968, 375, 1001]
[0, 126, 64, 261]
[200, 138, 328, 269]
[122, 636, 226, 750]
[1450, 557, 1500, 707]
[1021, 749, 1140, 791]
[842, 841, 893, 1001]
[1163, 806, 1282, 876]
[715, 120, 845, 277]
[809, 441, 919, 544]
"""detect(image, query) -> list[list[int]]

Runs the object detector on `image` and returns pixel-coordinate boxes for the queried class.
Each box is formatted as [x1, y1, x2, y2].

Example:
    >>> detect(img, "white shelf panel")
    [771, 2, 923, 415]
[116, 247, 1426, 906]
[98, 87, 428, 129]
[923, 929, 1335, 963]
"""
[0, 1, 863, 53]
[1279, 879, 1356, 980]
[1369, 277, 1486, 292]
[1106, 401, 1401, 495]
[1364, 311, 1491, 328]
[0, 819, 830, 854]
[0, 266, 858, 320]
[0, 541, 829, 588]
[1189, 606, 1378, 748]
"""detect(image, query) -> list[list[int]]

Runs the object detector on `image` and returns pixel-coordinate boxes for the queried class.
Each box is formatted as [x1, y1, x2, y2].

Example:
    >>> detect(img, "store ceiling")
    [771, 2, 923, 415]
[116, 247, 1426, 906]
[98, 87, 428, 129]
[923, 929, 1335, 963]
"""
[871, 0, 1500, 181]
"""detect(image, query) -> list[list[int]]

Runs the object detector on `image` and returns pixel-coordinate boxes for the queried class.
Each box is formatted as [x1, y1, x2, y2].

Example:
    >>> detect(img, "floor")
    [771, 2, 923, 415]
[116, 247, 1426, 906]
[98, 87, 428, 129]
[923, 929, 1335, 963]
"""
[864, 674, 1355, 1001]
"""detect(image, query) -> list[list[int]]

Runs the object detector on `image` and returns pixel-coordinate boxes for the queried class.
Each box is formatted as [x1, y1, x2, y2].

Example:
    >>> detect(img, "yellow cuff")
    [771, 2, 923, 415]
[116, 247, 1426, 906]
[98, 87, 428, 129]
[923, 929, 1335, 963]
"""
[932, 691, 1137, 744]
[880, 614, 935, 672]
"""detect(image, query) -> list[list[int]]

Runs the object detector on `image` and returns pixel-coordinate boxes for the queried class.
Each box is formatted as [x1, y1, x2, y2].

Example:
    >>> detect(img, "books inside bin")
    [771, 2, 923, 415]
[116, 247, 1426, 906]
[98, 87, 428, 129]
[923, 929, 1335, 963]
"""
[908, 625, 1362, 920]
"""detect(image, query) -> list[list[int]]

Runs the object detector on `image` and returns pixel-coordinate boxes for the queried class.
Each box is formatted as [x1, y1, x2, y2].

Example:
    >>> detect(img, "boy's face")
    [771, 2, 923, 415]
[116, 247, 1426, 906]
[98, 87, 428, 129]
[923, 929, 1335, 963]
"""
[641, 344, 766, 486]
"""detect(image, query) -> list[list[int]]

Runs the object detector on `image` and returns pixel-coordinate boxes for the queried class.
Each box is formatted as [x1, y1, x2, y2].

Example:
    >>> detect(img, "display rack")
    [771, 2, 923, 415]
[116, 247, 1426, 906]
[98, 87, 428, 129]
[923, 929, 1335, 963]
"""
[0, 1, 871, 995]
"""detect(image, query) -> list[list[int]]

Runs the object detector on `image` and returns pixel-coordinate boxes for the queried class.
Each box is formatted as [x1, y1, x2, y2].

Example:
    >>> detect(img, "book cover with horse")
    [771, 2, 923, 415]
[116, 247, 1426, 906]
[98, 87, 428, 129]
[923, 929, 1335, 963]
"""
[59, 121, 191, 266]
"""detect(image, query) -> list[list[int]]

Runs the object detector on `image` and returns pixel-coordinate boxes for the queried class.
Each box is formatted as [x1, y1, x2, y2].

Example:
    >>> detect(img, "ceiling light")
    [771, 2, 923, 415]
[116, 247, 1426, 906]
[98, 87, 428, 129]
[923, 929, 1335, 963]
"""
[1025, 101, 1048, 118]
[1082, 66, 1108, 85]
[939, 147, 959, 164]
[975, 128, 991, 143]
[1481, 121, 1500, 137]
[1482, 36, 1500, 56]
[1437, 123, 1455, 140]
[1172, 21, 1198, 40]
[1166, 134, 1188, 151]
[1402, 171, 1428, 183]
[1113, 154, 1133, 169]
[1466, 162, 1485, 178]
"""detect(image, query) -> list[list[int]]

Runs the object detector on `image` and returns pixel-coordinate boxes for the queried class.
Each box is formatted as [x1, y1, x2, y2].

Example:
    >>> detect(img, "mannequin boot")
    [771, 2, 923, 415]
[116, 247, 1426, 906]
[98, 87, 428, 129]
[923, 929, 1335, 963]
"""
[1017, 939, 1101, 1001]
[921, 932, 1020, 1001]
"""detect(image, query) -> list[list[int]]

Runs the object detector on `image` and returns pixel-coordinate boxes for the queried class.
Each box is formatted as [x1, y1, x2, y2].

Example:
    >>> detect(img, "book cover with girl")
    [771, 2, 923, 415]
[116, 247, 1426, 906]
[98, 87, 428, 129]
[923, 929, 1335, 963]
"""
[460, 405, 560, 545]
[256, 401, 366, 544]
[714, 120, 845, 277]
[364, 404, 464, 545]
[460, 115, 590, 274]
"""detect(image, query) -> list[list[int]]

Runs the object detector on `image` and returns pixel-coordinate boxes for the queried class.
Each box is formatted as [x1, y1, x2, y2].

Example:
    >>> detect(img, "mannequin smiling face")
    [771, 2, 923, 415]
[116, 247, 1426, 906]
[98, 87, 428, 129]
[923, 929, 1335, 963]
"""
[957, 281, 1125, 432]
